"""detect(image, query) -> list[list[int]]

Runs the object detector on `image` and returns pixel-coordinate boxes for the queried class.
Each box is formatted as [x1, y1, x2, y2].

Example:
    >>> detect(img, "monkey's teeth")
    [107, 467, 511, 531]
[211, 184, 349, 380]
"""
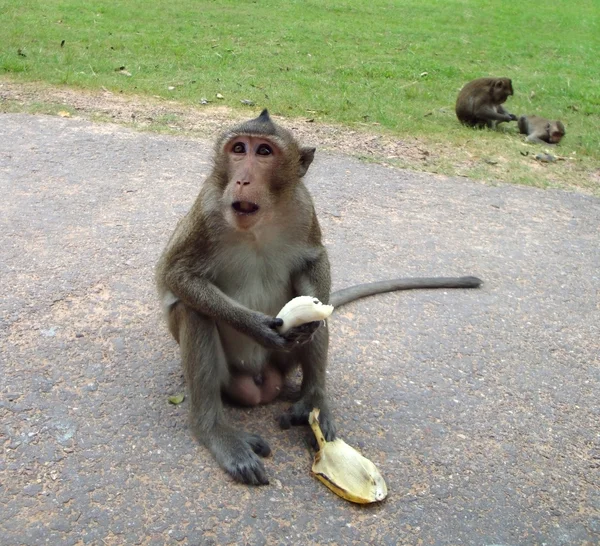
[276, 296, 334, 333]
[232, 201, 260, 214]
[309, 408, 388, 504]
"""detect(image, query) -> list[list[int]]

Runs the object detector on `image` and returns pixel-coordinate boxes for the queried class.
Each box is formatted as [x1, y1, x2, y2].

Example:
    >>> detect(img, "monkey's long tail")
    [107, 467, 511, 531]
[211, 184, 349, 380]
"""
[330, 276, 482, 308]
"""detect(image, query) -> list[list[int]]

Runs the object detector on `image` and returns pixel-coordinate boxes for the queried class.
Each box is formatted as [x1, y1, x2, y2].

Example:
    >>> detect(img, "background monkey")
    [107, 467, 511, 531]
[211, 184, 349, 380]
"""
[455, 77, 518, 128]
[156, 109, 482, 485]
[518, 115, 566, 144]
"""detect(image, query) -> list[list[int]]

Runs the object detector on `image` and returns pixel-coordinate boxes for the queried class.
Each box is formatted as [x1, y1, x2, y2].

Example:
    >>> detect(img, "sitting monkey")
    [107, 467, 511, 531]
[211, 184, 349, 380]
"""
[455, 77, 518, 128]
[156, 109, 482, 485]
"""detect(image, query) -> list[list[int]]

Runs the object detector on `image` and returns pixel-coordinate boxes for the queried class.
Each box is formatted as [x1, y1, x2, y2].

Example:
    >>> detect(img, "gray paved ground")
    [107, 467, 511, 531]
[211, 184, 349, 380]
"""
[0, 113, 599, 546]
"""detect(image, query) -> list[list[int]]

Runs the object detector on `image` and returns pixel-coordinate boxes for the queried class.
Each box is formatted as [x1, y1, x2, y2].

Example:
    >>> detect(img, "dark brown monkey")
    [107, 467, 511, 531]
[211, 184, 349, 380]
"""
[455, 77, 518, 128]
[156, 109, 482, 485]
[518, 115, 565, 144]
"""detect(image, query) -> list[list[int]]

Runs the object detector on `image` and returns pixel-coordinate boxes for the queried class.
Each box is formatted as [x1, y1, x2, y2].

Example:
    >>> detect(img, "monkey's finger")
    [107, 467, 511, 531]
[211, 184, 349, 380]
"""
[279, 409, 309, 428]
[283, 321, 322, 345]
[268, 317, 284, 329]
[292, 320, 322, 336]
[251, 324, 288, 350]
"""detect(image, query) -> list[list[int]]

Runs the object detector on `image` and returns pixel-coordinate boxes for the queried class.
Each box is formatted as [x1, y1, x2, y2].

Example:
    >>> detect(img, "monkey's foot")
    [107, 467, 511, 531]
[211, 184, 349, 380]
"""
[279, 397, 337, 441]
[209, 429, 271, 486]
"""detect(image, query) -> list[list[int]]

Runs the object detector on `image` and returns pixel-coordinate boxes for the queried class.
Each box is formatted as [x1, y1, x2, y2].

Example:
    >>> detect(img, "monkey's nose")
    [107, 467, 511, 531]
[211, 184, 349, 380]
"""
[236, 180, 251, 186]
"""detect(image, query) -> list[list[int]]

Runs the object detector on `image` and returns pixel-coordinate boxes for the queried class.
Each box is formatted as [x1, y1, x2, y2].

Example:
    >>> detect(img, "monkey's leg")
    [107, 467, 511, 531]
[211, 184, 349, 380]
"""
[279, 256, 336, 439]
[518, 116, 529, 135]
[174, 303, 272, 485]
[279, 325, 336, 441]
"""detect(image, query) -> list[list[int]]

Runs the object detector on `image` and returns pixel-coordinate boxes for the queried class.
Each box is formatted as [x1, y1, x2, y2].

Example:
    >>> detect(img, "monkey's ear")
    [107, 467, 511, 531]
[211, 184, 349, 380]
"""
[299, 147, 316, 177]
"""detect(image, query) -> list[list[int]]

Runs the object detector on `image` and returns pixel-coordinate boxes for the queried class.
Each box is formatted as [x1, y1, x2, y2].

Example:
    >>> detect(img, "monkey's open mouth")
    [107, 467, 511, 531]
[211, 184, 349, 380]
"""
[232, 201, 260, 215]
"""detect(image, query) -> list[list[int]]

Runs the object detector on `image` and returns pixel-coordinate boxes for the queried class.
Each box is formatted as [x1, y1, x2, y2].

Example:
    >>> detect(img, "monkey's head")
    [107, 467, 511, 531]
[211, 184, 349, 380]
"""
[490, 78, 514, 104]
[213, 110, 316, 231]
[549, 120, 566, 144]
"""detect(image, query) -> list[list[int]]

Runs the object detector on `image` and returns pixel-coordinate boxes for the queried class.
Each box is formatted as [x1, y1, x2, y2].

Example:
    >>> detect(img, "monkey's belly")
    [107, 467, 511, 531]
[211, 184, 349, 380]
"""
[217, 280, 292, 374]
[217, 323, 272, 375]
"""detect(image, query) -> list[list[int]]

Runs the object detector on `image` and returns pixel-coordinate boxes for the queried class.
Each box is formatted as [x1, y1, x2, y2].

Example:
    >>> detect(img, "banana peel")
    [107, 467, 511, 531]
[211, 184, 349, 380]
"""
[309, 408, 388, 504]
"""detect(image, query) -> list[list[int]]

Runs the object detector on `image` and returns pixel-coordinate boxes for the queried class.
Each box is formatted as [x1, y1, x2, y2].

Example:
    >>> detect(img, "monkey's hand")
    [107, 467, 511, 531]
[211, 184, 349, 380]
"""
[243, 312, 289, 350]
[509, 113, 518, 121]
[245, 314, 322, 351]
[281, 320, 323, 347]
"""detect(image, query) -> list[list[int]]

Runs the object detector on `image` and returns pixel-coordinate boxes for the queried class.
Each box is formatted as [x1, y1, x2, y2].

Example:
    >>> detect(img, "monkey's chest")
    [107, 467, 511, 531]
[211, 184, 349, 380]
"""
[215, 248, 296, 370]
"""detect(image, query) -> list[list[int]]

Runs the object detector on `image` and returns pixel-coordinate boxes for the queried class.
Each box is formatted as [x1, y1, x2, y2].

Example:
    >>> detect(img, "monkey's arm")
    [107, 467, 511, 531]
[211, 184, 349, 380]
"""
[292, 251, 332, 304]
[497, 105, 518, 121]
[164, 268, 288, 350]
[479, 105, 517, 122]
[525, 134, 551, 144]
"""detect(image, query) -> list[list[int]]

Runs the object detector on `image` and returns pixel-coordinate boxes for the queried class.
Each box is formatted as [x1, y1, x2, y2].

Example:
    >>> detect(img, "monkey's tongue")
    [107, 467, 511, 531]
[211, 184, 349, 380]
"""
[232, 201, 260, 214]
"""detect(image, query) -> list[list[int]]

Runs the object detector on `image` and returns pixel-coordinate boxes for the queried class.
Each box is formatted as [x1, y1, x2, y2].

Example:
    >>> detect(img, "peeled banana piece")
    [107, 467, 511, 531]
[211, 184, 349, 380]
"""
[276, 296, 334, 334]
[309, 408, 388, 504]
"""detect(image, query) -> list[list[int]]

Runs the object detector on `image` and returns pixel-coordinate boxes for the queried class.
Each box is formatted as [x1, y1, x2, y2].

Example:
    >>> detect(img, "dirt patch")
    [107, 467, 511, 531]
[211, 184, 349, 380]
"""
[0, 79, 445, 167]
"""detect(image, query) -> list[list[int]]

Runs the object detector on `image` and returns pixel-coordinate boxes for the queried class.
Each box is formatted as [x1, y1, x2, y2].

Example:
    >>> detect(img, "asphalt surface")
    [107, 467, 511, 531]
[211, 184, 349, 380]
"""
[1, 113, 599, 546]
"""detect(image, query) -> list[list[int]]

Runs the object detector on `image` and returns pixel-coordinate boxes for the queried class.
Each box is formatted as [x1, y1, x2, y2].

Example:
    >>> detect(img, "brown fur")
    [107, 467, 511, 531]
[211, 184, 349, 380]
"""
[456, 77, 518, 128]
[518, 115, 565, 144]
[156, 109, 482, 485]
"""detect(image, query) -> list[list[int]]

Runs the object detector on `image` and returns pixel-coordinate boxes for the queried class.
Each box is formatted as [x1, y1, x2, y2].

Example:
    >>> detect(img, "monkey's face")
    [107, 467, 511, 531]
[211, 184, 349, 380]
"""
[492, 78, 513, 104]
[221, 135, 281, 231]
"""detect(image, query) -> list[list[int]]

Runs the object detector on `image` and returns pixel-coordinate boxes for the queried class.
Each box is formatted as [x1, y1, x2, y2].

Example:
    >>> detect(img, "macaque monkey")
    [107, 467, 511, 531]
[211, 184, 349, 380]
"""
[156, 109, 482, 485]
[456, 77, 518, 128]
[518, 115, 565, 144]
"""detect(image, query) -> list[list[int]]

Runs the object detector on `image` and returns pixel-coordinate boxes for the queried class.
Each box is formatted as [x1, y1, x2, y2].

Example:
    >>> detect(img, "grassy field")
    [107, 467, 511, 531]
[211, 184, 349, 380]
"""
[1, 0, 599, 192]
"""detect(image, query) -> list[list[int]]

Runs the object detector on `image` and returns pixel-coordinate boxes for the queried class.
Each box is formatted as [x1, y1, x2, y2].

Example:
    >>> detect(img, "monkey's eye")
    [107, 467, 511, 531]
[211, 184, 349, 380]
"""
[232, 142, 246, 154]
[256, 144, 272, 156]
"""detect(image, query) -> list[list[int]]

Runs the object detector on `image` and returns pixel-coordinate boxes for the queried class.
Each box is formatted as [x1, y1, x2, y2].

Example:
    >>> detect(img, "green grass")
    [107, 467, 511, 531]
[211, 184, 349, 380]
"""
[1, 0, 599, 190]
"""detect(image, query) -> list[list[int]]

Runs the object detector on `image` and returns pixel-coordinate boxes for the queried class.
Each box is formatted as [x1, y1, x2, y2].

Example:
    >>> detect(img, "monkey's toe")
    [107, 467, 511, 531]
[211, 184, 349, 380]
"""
[283, 321, 322, 346]
[279, 413, 293, 430]
[279, 400, 337, 440]
[243, 432, 271, 458]
[227, 455, 269, 486]
[211, 428, 271, 485]
[222, 445, 270, 486]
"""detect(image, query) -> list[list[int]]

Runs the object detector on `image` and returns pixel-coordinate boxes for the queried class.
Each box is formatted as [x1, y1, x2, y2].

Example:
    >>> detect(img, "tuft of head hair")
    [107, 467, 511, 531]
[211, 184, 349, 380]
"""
[217, 108, 295, 152]
[230, 109, 287, 138]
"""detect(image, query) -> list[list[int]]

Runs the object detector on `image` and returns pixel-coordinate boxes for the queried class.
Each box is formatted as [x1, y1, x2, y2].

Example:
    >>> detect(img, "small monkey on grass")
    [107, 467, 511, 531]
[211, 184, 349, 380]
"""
[156, 110, 482, 485]
[518, 115, 566, 145]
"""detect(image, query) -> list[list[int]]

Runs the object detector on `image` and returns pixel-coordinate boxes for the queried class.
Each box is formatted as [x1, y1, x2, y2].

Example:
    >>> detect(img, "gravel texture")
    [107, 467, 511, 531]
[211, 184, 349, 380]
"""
[1, 113, 599, 545]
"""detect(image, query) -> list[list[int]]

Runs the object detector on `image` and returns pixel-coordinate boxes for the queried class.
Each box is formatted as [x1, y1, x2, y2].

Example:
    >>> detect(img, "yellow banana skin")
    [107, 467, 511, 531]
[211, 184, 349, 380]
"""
[309, 409, 388, 504]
